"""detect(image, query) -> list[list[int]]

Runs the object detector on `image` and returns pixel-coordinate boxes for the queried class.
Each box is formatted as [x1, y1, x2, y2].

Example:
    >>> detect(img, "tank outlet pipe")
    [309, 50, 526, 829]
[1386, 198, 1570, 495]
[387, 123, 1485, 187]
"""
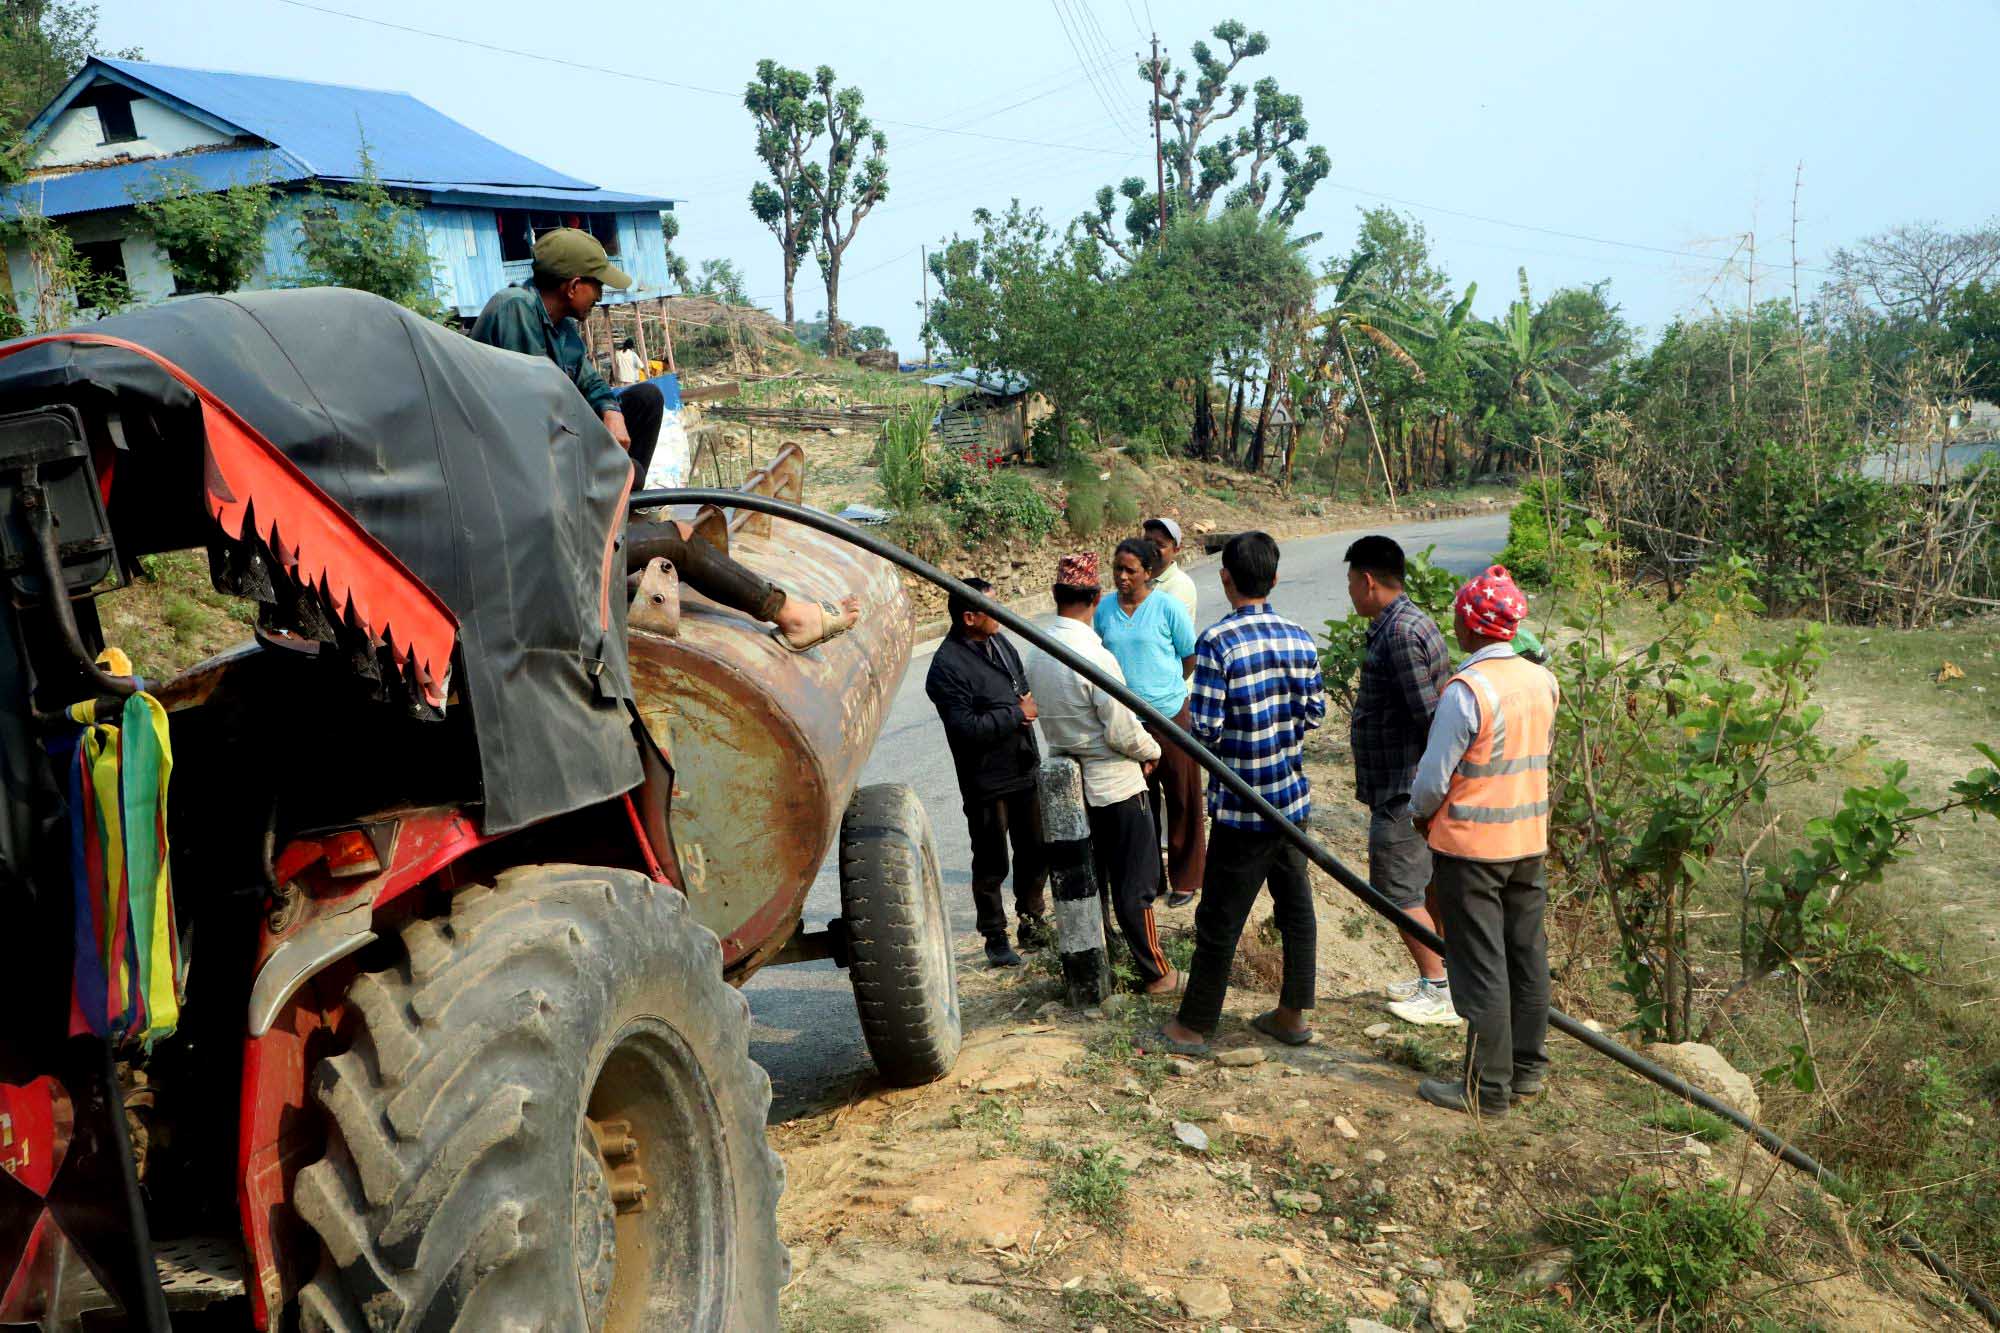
[632, 488, 1999, 1326]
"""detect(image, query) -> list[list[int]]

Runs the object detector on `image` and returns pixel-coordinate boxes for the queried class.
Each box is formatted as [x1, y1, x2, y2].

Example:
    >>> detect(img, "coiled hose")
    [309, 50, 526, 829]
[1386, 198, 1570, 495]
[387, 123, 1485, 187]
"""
[634, 487, 1999, 1325]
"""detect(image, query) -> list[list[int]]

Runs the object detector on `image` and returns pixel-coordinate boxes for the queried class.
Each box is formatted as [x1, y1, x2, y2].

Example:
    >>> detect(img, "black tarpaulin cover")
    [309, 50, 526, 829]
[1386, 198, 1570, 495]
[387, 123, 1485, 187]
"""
[0, 288, 640, 835]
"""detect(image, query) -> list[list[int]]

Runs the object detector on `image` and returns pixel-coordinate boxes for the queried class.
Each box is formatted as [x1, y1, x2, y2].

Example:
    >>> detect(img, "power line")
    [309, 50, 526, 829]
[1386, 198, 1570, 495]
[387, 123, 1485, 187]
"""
[1121, 0, 1146, 40]
[1320, 178, 1834, 277]
[271, 0, 1134, 157]
[1049, 0, 1137, 146]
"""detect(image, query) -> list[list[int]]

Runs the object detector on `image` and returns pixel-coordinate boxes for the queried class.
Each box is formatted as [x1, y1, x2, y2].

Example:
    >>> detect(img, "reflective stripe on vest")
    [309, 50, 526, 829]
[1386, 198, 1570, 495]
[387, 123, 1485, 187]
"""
[1427, 655, 1558, 862]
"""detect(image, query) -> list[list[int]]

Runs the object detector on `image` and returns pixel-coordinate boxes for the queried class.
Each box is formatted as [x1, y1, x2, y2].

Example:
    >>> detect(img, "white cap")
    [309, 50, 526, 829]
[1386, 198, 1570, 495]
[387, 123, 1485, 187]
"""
[1144, 516, 1182, 544]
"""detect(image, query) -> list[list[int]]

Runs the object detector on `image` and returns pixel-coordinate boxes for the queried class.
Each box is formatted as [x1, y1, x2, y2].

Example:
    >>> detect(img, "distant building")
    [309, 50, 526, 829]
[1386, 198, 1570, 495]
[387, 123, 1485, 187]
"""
[2, 57, 675, 326]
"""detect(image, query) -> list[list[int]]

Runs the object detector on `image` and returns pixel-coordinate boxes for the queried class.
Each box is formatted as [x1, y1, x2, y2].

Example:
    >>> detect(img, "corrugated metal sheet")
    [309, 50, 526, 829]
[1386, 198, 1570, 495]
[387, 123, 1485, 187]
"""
[0, 147, 303, 219]
[95, 57, 592, 189]
[6, 59, 674, 217]
[921, 368, 1031, 396]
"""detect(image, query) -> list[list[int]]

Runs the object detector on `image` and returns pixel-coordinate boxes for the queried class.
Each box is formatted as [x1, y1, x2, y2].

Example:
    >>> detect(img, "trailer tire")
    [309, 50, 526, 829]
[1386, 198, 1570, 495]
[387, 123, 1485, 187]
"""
[293, 864, 783, 1332]
[839, 784, 961, 1086]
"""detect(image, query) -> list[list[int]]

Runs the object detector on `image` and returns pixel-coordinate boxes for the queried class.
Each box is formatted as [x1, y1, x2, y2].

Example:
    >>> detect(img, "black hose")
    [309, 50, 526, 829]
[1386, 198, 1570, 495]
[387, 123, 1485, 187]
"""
[633, 487, 2000, 1326]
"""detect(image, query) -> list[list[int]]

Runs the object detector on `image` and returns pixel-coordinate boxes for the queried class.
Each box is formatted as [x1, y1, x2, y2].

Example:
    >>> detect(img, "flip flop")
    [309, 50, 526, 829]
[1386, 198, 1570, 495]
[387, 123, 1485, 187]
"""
[772, 598, 858, 652]
[1251, 1011, 1313, 1047]
[1147, 1025, 1209, 1057]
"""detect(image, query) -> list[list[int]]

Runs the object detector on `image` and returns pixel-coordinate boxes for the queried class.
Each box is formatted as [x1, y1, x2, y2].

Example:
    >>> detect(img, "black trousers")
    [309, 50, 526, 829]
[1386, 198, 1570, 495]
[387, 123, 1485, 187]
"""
[625, 520, 787, 622]
[1176, 821, 1317, 1035]
[1434, 853, 1550, 1105]
[618, 381, 664, 483]
[965, 788, 1049, 942]
[1088, 794, 1169, 988]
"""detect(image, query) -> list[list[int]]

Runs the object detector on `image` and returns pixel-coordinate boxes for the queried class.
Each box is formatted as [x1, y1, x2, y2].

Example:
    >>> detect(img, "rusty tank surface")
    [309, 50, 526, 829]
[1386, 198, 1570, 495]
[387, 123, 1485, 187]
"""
[624, 444, 913, 979]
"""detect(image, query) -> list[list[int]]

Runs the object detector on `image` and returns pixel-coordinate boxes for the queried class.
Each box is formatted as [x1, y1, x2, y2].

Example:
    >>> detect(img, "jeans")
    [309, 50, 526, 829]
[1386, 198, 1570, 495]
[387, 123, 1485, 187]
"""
[1175, 822, 1317, 1035]
[1433, 853, 1551, 1105]
[964, 788, 1049, 942]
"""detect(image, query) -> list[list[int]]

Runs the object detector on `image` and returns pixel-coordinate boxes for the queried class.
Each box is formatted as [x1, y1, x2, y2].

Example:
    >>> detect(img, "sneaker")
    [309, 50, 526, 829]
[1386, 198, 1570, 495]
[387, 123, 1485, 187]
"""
[1017, 914, 1054, 951]
[1383, 976, 1426, 1002]
[985, 939, 1024, 969]
[1387, 981, 1461, 1027]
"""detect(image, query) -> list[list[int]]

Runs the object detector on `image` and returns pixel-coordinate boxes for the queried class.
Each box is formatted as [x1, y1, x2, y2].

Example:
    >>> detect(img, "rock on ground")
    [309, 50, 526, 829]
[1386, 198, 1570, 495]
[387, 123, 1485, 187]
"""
[1430, 1278, 1475, 1332]
[1215, 1047, 1266, 1067]
[1178, 1280, 1232, 1319]
[1644, 1041, 1760, 1119]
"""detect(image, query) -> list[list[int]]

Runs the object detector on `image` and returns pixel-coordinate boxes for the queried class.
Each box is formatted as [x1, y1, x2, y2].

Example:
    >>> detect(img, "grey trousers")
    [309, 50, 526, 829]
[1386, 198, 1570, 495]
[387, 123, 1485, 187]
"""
[1434, 853, 1551, 1105]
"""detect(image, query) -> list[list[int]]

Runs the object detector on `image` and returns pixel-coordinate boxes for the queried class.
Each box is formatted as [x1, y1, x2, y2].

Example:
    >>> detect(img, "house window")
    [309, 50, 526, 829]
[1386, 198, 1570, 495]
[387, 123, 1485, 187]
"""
[72, 240, 129, 288]
[496, 209, 534, 262]
[586, 213, 621, 256]
[95, 91, 139, 145]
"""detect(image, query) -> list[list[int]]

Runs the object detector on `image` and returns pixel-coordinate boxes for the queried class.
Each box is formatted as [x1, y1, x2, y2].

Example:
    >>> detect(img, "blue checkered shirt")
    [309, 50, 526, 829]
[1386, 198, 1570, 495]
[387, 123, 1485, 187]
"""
[1188, 602, 1327, 831]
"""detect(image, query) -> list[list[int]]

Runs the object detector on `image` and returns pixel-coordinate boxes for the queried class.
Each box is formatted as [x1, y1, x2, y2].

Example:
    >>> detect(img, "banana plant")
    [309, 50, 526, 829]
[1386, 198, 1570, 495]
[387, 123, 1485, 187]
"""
[1474, 267, 1585, 407]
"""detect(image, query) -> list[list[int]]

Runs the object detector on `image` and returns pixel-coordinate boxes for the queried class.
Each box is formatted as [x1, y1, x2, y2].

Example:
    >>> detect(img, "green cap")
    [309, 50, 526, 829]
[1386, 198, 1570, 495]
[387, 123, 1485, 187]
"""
[532, 227, 633, 290]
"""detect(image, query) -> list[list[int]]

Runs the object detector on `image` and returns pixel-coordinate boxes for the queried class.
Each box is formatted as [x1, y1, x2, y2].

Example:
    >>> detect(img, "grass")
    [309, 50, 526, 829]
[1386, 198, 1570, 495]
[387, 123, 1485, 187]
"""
[1385, 1034, 1455, 1077]
[779, 1287, 879, 1333]
[1552, 1177, 1765, 1321]
[1043, 1143, 1131, 1229]
[951, 1096, 1024, 1157]
[1645, 1103, 1735, 1144]
[1058, 1279, 1156, 1331]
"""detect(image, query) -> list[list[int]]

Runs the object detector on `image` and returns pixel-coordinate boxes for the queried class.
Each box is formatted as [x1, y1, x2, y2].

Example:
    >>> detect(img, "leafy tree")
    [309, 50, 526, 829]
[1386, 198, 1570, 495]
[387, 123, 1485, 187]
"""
[1943, 279, 2000, 404]
[129, 170, 273, 293]
[0, 0, 139, 135]
[1532, 279, 1630, 394]
[801, 65, 887, 357]
[927, 203, 1203, 460]
[691, 257, 749, 305]
[658, 211, 691, 290]
[294, 142, 443, 319]
[1476, 269, 1581, 409]
[1082, 18, 1327, 258]
[744, 60, 822, 325]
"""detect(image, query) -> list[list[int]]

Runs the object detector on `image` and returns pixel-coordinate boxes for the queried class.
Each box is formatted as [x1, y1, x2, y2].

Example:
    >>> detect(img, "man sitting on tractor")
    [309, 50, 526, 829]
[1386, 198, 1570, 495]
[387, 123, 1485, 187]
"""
[472, 227, 859, 651]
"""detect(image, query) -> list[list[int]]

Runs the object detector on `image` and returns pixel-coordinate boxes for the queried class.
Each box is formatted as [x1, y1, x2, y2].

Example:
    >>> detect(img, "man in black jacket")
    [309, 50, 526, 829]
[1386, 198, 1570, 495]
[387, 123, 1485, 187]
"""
[924, 578, 1052, 966]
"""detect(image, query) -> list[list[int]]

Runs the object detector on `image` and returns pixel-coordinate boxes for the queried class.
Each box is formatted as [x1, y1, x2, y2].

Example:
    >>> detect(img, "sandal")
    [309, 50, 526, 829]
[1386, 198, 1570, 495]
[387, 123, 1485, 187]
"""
[1146, 1025, 1210, 1057]
[1250, 1011, 1313, 1047]
[772, 597, 858, 652]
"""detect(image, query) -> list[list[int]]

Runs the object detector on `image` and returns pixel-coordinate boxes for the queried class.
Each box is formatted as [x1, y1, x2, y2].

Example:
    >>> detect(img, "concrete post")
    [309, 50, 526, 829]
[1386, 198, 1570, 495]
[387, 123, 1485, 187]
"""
[1036, 756, 1111, 1006]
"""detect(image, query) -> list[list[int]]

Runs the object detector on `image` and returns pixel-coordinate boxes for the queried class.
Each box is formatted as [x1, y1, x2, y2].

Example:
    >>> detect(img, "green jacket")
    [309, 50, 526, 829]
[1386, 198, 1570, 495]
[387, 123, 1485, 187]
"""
[469, 283, 619, 416]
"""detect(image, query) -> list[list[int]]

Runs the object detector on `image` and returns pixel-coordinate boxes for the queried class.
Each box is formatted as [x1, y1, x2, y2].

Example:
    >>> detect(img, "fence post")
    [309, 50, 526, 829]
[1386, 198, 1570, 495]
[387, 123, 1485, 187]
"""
[1036, 756, 1112, 1006]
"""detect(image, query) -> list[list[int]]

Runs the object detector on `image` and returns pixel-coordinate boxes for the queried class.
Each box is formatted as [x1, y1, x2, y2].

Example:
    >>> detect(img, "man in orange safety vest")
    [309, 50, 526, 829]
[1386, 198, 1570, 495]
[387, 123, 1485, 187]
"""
[1409, 565, 1559, 1116]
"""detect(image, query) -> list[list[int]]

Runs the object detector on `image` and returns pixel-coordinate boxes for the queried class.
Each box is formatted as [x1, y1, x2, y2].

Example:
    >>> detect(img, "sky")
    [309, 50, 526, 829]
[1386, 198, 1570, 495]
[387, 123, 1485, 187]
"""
[91, 0, 2000, 355]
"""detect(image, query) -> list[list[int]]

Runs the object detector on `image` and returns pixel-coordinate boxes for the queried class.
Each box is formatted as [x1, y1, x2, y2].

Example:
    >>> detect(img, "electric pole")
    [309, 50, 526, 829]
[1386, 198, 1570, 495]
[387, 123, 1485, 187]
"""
[1151, 33, 1167, 250]
[919, 245, 933, 364]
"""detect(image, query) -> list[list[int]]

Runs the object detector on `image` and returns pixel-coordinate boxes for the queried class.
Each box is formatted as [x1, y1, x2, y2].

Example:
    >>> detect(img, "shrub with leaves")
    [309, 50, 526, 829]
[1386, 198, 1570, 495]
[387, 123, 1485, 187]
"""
[293, 142, 444, 319]
[1555, 1177, 1764, 1319]
[130, 170, 274, 294]
[928, 450, 1058, 541]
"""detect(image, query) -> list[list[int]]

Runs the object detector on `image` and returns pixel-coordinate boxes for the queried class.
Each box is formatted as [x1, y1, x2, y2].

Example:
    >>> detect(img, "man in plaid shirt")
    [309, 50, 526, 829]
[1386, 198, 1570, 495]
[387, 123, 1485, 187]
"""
[1155, 532, 1327, 1054]
[1346, 535, 1456, 1025]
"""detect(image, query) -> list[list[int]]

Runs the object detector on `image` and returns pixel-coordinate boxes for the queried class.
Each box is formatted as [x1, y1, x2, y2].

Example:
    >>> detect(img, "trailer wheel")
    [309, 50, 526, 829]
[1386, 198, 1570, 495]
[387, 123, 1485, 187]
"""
[293, 865, 783, 1332]
[839, 783, 961, 1086]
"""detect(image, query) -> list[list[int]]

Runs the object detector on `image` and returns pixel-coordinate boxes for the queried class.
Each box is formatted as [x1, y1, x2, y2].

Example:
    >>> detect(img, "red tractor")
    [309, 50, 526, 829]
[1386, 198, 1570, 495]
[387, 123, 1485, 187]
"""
[0, 289, 960, 1330]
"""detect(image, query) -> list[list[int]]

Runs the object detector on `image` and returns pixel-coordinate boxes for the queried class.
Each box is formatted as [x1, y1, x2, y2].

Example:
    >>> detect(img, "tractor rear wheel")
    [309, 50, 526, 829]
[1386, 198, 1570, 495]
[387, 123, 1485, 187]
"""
[294, 864, 784, 1332]
[839, 784, 961, 1086]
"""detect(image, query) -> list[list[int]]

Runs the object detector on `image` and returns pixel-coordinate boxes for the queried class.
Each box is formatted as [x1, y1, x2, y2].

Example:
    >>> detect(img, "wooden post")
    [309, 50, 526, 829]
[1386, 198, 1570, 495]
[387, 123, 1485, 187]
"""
[1036, 757, 1112, 1007]
[632, 300, 649, 372]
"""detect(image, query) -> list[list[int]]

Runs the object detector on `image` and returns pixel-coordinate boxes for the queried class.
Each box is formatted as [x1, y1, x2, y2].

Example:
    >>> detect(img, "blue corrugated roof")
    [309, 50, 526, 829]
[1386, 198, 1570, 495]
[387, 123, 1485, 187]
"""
[96, 58, 592, 188]
[1, 147, 305, 220]
[5, 58, 674, 218]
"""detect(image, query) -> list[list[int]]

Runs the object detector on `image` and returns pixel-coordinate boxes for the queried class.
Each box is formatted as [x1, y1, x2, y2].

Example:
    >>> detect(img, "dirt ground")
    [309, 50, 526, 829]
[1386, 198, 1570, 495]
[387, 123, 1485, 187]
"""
[773, 720, 1983, 1332]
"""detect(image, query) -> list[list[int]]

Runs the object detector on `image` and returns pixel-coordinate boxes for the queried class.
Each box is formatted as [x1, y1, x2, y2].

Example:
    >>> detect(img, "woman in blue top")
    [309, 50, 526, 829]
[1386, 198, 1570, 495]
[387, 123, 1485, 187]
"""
[1096, 537, 1207, 909]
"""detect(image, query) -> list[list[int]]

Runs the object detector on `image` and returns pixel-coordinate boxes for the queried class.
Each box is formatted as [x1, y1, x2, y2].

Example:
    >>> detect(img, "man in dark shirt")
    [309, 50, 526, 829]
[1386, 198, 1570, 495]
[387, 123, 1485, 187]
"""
[924, 577, 1051, 967]
[1346, 535, 1455, 1024]
[472, 229, 856, 651]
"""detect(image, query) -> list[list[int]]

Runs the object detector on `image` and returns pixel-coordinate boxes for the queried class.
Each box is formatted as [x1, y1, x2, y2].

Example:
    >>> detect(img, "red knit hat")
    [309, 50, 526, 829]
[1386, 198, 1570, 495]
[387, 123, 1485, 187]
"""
[1454, 565, 1528, 641]
[1056, 551, 1100, 588]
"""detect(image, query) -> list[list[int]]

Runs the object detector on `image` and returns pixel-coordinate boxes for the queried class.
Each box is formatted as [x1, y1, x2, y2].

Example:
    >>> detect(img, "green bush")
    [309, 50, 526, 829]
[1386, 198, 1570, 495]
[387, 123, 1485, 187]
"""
[874, 408, 932, 515]
[1555, 1178, 1763, 1319]
[1500, 475, 1573, 586]
[1063, 458, 1108, 537]
[933, 452, 1058, 541]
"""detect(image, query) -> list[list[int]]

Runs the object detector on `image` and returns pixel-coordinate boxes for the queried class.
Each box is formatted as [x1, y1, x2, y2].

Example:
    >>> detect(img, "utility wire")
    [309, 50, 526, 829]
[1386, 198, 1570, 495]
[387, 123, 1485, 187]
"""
[1049, 0, 1138, 146]
[272, 0, 1135, 157]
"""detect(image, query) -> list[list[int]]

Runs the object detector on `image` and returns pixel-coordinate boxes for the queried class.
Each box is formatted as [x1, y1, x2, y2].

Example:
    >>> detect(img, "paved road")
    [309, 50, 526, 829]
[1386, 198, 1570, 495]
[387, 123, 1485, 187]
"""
[746, 511, 1510, 1117]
